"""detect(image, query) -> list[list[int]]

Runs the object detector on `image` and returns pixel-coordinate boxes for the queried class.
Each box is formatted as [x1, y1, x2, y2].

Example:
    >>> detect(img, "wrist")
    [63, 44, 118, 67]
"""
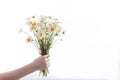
[30, 61, 41, 71]
[28, 62, 38, 71]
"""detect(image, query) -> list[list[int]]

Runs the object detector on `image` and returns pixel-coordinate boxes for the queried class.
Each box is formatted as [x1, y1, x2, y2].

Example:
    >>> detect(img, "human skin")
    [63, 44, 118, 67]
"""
[0, 55, 49, 80]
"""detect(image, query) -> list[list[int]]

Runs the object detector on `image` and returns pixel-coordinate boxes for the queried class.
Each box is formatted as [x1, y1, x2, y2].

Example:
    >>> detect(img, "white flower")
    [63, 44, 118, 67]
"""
[47, 23, 55, 32]
[26, 36, 32, 43]
[38, 29, 45, 39]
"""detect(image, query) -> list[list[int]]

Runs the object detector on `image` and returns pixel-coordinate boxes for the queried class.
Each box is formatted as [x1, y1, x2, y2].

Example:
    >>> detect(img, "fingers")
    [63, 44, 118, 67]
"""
[44, 54, 50, 58]
[44, 54, 50, 68]
[45, 58, 49, 62]
[47, 63, 50, 68]
[46, 58, 50, 65]
[44, 54, 50, 62]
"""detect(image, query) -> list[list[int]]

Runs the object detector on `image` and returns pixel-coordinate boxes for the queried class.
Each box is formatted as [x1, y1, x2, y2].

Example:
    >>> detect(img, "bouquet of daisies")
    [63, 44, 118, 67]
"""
[19, 15, 64, 77]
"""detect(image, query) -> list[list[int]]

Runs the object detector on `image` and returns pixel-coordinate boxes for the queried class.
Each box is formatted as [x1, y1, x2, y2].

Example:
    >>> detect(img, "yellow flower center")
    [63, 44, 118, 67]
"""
[39, 32, 43, 37]
[32, 16, 35, 18]
[27, 38, 31, 42]
[50, 27, 54, 31]
[41, 17, 44, 21]
[26, 37, 32, 43]
[32, 22, 36, 27]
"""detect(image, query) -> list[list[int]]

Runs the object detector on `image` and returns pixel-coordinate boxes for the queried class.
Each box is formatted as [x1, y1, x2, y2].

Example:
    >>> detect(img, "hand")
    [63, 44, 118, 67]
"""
[32, 55, 50, 70]
[0, 55, 50, 80]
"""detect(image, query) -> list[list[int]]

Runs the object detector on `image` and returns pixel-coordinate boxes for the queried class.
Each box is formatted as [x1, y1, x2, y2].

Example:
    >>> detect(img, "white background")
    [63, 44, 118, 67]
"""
[0, 0, 120, 80]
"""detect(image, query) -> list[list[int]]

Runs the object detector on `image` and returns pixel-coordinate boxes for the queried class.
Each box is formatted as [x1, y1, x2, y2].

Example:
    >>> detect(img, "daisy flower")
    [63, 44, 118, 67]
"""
[26, 36, 32, 43]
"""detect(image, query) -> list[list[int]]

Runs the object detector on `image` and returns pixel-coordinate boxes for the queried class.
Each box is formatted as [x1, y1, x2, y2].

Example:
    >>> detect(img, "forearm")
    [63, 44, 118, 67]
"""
[0, 55, 49, 80]
[0, 62, 37, 80]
